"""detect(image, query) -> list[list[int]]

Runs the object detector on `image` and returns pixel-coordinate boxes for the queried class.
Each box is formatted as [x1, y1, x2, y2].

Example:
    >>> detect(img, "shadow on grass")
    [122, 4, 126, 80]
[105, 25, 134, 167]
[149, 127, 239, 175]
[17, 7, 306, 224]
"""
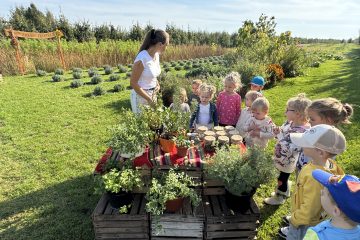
[0, 175, 99, 240]
[104, 99, 131, 113]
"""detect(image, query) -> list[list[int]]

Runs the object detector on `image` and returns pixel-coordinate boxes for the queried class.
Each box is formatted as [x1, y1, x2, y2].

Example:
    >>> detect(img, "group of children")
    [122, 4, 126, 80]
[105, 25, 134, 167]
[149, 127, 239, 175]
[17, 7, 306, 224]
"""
[171, 72, 359, 239]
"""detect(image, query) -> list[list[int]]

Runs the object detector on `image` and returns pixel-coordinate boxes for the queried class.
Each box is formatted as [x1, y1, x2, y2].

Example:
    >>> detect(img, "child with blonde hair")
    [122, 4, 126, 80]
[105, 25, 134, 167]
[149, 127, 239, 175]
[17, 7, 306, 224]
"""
[216, 72, 242, 127]
[296, 97, 353, 172]
[236, 90, 262, 137]
[243, 97, 275, 148]
[264, 93, 311, 205]
[170, 88, 190, 113]
[188, 79, 202, 106]
[189, 83, 218, 129]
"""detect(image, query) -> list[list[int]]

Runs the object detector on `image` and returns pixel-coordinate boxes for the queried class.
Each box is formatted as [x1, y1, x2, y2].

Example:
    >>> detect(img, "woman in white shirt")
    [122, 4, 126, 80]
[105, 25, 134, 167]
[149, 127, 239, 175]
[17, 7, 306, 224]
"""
[130, 29, 169, 113]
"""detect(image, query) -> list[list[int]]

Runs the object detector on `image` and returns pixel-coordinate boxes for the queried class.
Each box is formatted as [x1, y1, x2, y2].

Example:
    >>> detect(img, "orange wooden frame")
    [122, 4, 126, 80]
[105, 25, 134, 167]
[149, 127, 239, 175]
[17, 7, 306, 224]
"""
[4, 29, 66, 75]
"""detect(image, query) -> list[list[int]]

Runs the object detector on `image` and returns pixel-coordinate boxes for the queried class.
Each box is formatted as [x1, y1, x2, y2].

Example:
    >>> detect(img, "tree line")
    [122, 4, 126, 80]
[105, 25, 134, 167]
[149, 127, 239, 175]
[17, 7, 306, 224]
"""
[0, 3, 357, 46]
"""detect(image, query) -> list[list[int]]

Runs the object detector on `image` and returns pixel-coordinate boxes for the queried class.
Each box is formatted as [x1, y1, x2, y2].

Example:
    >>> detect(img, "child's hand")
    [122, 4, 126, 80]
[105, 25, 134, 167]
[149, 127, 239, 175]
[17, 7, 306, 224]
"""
[273, 126, 280, 135]
[250, 128, 260, 138]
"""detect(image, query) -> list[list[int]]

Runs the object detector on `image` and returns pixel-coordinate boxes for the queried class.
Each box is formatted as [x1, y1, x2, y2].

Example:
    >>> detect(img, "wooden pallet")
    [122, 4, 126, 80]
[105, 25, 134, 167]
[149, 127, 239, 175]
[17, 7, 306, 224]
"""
[203, 173, 225, 195]
[153, 165, 203, 185]
[151, 197, 204, 239]
[204, 195, 259, 240]
[92, 193, 149, 240]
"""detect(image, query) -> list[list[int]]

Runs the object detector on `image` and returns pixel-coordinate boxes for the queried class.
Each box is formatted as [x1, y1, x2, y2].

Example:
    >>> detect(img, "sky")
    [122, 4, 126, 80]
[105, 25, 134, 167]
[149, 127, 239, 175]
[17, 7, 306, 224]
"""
[1, 0, 359, 39]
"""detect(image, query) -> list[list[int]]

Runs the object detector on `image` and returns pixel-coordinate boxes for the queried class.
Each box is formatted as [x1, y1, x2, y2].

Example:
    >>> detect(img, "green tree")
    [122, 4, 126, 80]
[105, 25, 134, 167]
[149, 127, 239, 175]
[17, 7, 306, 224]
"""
[74, 20, 93, 42]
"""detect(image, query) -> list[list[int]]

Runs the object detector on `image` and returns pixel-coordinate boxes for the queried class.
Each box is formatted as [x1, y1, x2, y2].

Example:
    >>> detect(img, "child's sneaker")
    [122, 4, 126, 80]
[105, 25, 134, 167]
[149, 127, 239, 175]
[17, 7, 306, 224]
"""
[278, 226, 289, 239]
[282, 215, 291, 225]
[270, 180, 292, 198]
[264, 194, 285, 205]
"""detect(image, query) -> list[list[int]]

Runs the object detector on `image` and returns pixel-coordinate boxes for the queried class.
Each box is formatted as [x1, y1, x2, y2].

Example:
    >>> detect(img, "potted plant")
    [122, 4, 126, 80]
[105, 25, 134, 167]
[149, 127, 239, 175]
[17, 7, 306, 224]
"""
[95, 163, 144, 213]
[145, 168, 201, 232]
[108, 110, 152, 158]
[173, 132, 192, 157]
[140, 104, 164, 135]
[160, 108, 190, 153]
[205, 146, 276, 213]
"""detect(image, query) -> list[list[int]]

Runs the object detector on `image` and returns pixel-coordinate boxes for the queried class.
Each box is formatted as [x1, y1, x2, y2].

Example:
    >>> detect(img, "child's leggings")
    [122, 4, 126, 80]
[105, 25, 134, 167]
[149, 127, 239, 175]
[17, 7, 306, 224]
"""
[278, 171, 290, 192]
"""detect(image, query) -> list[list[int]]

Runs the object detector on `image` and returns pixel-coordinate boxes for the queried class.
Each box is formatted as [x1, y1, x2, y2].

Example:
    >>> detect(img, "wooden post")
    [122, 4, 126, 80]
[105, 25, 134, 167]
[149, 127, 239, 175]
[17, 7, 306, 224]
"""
[55, 30, 66, 70]
[9, 30, 25, 75]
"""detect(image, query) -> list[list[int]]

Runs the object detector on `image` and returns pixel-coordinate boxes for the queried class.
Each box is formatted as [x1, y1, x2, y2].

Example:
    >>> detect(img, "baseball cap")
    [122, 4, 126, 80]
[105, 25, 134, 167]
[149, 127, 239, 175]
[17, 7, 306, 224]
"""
[290, 124, 346, 155]
[250, 76, 265, 86]
[312, 169, 360, 223]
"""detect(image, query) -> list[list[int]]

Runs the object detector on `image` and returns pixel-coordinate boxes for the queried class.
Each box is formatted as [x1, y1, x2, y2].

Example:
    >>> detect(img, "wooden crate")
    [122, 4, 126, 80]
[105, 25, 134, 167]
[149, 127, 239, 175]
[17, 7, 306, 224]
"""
[133, 167, 152, 194]
[204, 195, 259, 240]
[203, 173, 225, 195]
[151, 197, 204, 239]
[92, 193, 149, 240]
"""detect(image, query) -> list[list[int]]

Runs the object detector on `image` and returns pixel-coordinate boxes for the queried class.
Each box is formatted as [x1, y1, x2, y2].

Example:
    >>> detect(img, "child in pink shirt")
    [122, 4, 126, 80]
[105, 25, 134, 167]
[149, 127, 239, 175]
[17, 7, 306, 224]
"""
[216, 72, 242, 127]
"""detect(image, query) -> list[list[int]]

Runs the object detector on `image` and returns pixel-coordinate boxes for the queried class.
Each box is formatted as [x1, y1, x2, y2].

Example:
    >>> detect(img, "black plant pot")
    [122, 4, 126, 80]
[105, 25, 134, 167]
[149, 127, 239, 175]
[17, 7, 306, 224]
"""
[225, 188, 257, 214]
[108, 191, 133, 209]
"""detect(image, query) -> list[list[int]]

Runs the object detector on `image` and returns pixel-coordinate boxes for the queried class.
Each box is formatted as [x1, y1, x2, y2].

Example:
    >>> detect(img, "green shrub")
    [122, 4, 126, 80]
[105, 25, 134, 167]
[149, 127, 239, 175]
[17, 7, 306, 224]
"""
[70, 79, 84, 88]
[72, 71, 82, 79]
[334, 55, 344, 60]
[36, 69, 47, 76]
[164, 67, 171, 72]
[91, 75, 103, 84]
[55, 68, 64, 75]
[184, 65, 192, 70]
[118, 65, 127, 73]
[279, 45, 307, 77]
[88, 67, 98, 77]
[109, 74, 120, 81]
[174, 65, 182, 71]
[113, 84, 125, 92]
[311, 61, 320, 68]
[233, 59, 266, 88]
[104, 66, 113, 75]
[185, 63, 229, 78]
[72, 67, 82, 73]
[52, 74, 65, 82]
[126, 72, 132, 78]
[127, 64, 133, 68]
[93, 86, 106, 96]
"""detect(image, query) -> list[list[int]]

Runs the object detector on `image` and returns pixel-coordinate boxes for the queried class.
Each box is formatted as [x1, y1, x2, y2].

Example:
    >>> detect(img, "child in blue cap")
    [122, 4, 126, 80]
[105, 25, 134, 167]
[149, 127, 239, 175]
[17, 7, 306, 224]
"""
[303, 169, 360, 239]
[250, 76, 265, 93]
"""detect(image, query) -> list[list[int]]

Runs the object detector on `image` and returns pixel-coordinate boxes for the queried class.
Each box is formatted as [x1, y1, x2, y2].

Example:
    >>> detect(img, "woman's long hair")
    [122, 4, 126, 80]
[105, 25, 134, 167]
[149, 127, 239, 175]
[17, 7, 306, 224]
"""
[139, 29, 169, 53]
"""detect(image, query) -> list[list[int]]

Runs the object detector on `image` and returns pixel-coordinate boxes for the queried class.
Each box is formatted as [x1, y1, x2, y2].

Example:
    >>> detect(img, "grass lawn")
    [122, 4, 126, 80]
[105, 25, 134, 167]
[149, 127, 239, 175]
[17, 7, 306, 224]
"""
[0, 44, 359, 240]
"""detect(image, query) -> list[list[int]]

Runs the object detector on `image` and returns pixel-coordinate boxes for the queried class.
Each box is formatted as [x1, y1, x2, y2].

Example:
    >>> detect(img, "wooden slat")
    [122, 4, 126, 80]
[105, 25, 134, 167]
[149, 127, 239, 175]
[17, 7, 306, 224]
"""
[130, 194, 141, 215]
[209, 195, 221, 216]
[104, 202, 114, 215]
[203, 188, 225, 195]
[94, 214, 147, 221]
[206, 230, 255, 239]
[95, 233, 148, 239]
[94, 221, 148, 228]
[207, 222, 257, 231]
[93, 194, 110, 216]
[95, 227, 148, 234]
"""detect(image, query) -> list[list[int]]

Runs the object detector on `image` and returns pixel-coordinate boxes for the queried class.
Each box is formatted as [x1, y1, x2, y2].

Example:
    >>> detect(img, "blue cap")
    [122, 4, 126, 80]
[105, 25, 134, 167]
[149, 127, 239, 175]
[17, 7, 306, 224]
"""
[250, 76, 265, 86]
[312, 169, 360, 223]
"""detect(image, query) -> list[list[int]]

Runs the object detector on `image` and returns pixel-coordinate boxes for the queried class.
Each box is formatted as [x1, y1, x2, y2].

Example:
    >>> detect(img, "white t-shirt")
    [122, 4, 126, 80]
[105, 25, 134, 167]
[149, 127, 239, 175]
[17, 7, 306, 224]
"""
[134, 50, 161, 89]
[198, 104, 210, 125]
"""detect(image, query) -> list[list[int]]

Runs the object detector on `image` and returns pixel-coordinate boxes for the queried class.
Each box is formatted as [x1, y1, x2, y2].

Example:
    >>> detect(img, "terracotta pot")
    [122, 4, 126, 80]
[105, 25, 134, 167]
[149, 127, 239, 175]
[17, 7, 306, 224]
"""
[160, 138, 176, 153]
[225, 188, 256, 214]
[108, 191, 133, 209]
[176, 146, 188, 157]
[165, 197, 184, 213]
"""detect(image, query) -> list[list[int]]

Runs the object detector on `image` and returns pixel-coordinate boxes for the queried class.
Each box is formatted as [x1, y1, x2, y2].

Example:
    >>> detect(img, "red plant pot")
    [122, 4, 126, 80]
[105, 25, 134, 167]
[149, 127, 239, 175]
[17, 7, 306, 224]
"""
[160, 138, 176, 153]
[165, 197, 184, 213]
[176, 146, 188, 157]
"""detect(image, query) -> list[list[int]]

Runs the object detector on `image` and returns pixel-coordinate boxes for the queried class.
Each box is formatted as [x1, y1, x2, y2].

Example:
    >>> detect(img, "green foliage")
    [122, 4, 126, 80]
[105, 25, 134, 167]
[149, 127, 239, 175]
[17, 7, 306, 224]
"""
[161, 107, 190, 138]
[185, 63, 229, 78]
[88, 67, 98, 77]
[91, 75, 103, 84]
[70, 79, 83, 88]
[55, 68, 64, 75]
[92, 86, 106, 96]
[36, 69, 47, 76]
[72, 68, 82, 73]
[72, 71, 82, 79]
[173, 133, 192, 148]
[113, 84, 125, 92]
[145, 169, 200, 227]
[107, 110, 152, 156]
[311, 61, 321, 68]
[104, 66, 113, 75]
[174, 65, 182, 71]
[109, 74, 120, 81]
[52, 74, 65, 82]
[205, 146, 276, 194]
[94, 167, 143, 194]
[140, 104, 164, 131]
[118, 65, 127, 73]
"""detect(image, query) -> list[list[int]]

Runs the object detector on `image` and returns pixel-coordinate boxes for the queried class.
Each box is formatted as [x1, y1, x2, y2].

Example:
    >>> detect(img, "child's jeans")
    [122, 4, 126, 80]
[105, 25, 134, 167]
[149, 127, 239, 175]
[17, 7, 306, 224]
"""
[287, 224, 309, 240]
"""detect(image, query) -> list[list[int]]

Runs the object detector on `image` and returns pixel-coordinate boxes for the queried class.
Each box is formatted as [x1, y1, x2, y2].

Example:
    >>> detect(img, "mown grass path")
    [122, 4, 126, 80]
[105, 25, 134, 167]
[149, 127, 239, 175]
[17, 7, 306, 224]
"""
[0, 44, 359, 239]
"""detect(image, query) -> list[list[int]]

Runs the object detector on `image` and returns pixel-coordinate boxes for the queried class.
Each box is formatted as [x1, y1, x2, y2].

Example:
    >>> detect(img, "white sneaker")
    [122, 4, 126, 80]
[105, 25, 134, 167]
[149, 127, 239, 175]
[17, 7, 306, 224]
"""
[271, 180, 292, 198]
[279, 226, 289, 239]
[264, 195, 285, 205]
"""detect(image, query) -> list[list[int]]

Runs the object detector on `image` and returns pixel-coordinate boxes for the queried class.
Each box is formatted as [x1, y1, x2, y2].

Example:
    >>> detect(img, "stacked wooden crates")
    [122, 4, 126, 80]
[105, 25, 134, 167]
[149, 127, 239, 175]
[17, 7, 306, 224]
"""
[203, 174, 260, 240]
